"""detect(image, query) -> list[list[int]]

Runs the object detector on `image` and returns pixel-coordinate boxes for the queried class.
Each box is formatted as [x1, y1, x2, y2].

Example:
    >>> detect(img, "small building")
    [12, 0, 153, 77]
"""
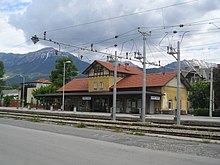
[2, 89, 19, 99]
[55, 60, 190, 114]
[1, 89, 19, 107]
[22, 78, 52, 107]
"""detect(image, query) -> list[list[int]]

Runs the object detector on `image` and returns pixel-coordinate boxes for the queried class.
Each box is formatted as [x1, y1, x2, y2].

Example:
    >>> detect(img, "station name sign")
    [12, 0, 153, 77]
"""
[151, 96, 160, 101]
[82, 97, 91, 100]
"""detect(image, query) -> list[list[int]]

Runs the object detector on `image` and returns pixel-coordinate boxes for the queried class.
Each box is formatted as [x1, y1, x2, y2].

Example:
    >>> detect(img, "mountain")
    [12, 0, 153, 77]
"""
[1, 47, 216, 86]
[0, 47, 90, 85]
[120, 61, 139, 67]
[147, 60, 187, 73]
[147, 59, 216, 75]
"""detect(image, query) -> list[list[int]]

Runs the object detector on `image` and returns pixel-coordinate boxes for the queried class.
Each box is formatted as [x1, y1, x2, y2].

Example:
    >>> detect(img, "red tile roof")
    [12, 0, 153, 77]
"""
[35, 78, 52, 84]
[59, 72, 177, 92]
[115, 72, 177, 88]
[57, 78, 88, 92]
[83, 60, 142, 75]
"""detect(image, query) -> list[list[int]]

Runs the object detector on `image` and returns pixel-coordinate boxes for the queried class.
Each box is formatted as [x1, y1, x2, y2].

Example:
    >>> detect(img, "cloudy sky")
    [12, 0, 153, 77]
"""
[1, 0, 220, 66]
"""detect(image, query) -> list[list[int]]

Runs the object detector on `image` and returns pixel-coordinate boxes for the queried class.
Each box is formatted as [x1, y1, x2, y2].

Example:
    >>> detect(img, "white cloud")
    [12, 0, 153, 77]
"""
[1, 0, 220, 65]
[0, 0, 45, 53]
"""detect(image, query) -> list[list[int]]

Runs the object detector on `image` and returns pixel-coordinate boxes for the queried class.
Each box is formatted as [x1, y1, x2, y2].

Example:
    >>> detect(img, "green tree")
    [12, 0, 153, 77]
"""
[3, 95, 13, 107]
[0, 61, 5, 93]
[32, 85, 57, 97]
[32, 85, 58, 107]
[188, 81, 210, 109]
[214, 68, 220, 109]
[49, 57, 78, 88]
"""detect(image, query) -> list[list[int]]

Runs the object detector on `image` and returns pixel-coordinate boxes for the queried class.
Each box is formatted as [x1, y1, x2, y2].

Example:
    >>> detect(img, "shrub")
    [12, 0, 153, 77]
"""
[193, 108, 209, 116]
[193, 108, 220, 117]
[213, 110, 220, 117]
[76, 122, 87, 128]
[3, 96, 13, 107]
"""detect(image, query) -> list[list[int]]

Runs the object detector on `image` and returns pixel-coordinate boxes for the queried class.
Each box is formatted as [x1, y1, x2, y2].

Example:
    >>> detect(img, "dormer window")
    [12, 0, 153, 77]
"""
[94, 65, 104, 76]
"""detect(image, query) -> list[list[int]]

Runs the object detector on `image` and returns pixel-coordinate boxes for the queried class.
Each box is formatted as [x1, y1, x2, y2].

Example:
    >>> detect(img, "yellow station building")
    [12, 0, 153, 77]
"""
[56, 60, 190, 114]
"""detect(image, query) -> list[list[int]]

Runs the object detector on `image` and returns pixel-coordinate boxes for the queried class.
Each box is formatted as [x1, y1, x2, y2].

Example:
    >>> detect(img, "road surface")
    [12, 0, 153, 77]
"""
[0, 118, 219, 165]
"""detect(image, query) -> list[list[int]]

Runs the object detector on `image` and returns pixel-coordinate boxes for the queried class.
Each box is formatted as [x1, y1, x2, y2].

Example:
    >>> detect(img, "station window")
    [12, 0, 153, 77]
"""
[93, 82, 98, 90]
[100, 82, 104, 90]
[168, 100, 172, 110]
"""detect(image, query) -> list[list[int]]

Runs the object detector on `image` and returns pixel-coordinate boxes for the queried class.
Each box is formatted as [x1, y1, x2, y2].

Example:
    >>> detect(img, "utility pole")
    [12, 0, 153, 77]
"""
[112, 51, 117, 120]
[167, 41, 181, 125]
[176, 41, 181, 125]
[138, 31, 151, 122]
[209, 67, 213, 117]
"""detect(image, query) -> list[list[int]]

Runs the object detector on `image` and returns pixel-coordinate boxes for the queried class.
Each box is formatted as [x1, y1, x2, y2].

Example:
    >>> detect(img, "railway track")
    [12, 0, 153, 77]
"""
[0, 109, 220, 141]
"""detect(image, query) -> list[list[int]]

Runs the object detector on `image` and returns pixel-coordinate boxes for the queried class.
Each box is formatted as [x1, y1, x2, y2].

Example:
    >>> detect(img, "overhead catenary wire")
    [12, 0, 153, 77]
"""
[27, 2, 220, 71]
[63, 32, 142, 58]
[64, 28, 139, 52]
[50, 22, 220, 51]
[44, 0, 197, 33]
[64, 21, 220, 52]
[35, 22, 220, 66]
[22, 14, 220, 55]
[5, 0, 220, 56]
[84, 28, 138, 47]
[31, 33, 216, 75]
[91, 27, 220, 52]
[31, 35, 160, 67]
[42, 24, 219, 70]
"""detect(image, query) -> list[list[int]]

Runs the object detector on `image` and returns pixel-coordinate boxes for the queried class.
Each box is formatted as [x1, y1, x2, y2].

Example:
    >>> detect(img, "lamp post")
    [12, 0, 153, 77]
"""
[22, 76, 25, 109]
[62, 61, 71, 111]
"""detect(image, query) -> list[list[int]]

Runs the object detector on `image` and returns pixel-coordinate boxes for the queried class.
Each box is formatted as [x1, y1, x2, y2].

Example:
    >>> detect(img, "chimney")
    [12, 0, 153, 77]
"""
[125, 63, 129, 70]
